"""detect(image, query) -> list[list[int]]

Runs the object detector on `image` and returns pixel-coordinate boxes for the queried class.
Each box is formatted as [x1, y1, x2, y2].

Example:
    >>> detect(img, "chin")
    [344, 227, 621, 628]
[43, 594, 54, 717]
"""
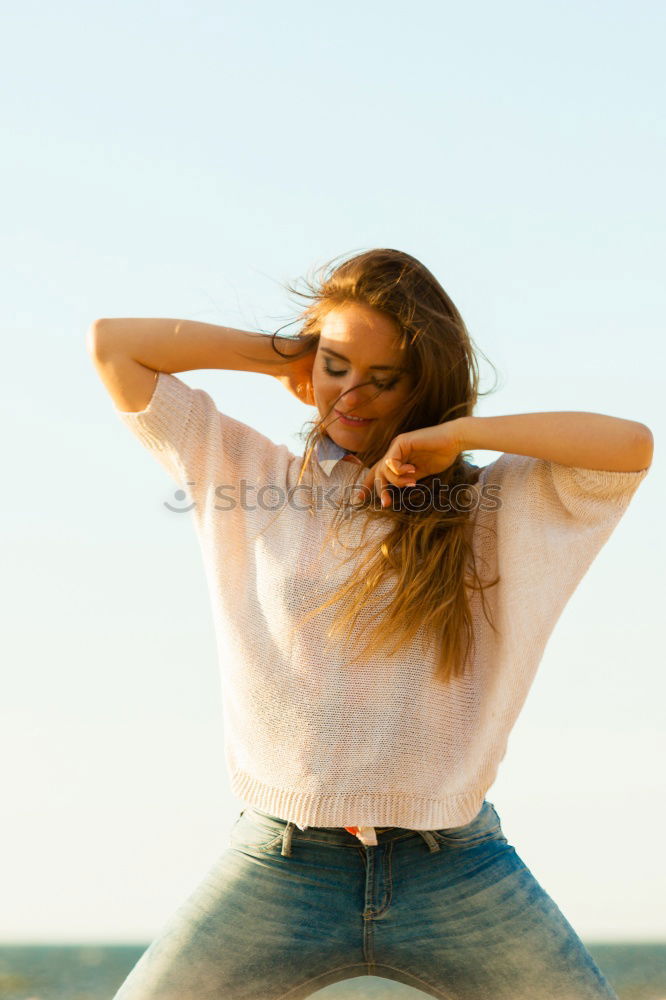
[321, 408, 373, 448]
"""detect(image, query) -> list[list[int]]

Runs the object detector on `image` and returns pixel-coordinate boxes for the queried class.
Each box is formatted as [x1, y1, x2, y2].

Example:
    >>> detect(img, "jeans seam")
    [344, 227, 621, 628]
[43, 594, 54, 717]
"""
[432, 822, 503, 847]
[230, 832, 286, 852]
[369, 962, 457, 1000]
[273, 962, 376, 1000]
[373, 837, 393, 918]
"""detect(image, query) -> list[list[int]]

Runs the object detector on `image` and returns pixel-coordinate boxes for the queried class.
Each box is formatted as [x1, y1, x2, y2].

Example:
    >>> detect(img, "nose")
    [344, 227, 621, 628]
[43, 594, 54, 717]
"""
[336, 380, 373, 410]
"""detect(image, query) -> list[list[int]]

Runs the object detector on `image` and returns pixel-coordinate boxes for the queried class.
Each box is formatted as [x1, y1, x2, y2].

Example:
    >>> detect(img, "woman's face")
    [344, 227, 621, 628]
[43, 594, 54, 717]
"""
[312, 302, 414, 451]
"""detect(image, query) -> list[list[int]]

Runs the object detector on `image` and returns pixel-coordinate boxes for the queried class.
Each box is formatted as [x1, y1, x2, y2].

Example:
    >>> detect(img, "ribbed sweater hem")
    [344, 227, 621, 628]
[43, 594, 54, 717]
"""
[230, 768, 487, 831]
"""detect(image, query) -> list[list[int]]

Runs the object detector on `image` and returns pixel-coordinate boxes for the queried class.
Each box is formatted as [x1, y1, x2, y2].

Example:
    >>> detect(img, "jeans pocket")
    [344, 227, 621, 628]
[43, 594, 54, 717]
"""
[229, 808, 287, 852]
[432, 801, 504, 848]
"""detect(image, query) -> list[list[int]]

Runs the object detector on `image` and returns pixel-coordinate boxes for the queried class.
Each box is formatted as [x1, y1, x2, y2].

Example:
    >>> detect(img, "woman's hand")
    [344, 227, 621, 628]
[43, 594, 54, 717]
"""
[352, 421, 464, 508]
[274, 346, 317, 406]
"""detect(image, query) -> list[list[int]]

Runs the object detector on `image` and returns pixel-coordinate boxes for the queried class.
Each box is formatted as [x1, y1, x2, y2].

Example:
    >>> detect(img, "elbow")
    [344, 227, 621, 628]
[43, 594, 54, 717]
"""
[633, 423, 654, 471]
[86, 319, 113, 360]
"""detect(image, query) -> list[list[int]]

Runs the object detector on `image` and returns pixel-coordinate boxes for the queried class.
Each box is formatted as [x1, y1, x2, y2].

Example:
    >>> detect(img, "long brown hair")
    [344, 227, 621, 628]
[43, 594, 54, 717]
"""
[257, 248, 501, 685]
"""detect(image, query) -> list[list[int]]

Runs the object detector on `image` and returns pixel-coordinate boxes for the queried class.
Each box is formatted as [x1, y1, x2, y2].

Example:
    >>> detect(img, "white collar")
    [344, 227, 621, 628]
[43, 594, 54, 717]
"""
[313, 435, 365, 477]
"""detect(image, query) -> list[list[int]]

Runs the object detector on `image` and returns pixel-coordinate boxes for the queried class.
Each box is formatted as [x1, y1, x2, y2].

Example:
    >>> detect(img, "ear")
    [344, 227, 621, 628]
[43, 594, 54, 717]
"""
[297, 381, 316, 406]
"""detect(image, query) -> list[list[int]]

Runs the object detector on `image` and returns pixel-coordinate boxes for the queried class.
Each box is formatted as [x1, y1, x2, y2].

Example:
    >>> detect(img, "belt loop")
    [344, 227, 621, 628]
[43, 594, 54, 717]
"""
[281, 821, 295, 857]
[417, 830, 441, 852]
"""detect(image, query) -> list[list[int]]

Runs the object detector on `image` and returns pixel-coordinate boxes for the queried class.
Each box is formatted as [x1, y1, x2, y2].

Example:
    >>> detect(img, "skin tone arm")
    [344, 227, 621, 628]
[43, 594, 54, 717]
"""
[354, 412, 654, 507]
[86, 318, 317, 412]
[88, 318, 299, 375]
[455, 411, 654, 473]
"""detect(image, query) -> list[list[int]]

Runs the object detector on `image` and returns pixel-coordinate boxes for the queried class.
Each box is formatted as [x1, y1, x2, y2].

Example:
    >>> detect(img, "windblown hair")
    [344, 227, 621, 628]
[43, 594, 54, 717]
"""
[250, 248, 501, 685]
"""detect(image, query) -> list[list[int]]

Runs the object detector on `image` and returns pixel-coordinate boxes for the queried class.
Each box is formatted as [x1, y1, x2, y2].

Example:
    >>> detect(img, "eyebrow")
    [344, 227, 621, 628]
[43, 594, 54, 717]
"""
[319, 346, 405, 372]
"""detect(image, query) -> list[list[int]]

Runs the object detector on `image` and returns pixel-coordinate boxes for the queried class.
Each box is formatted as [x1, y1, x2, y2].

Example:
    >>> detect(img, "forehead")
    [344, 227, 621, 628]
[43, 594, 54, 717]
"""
[319, 303, 405, 359]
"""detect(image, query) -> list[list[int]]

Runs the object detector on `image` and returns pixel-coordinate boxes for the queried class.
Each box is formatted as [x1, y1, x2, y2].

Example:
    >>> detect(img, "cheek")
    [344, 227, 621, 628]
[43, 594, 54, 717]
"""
[311, 370, 324, 402]
[311, 371, 336, 415]
[312, 369, 337, 401]
[395, 377, 414, 402]
[380, 383, 412, 416]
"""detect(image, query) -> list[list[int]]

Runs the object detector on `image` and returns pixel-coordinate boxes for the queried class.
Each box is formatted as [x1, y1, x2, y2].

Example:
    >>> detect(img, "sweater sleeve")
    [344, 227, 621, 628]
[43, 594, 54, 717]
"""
[113, 370, 289, 494]
[474, 452, 650, 650]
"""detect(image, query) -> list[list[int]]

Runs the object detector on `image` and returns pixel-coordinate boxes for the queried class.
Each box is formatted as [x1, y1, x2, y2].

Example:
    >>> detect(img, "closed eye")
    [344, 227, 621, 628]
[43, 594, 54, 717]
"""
[322, 360, 400, 391]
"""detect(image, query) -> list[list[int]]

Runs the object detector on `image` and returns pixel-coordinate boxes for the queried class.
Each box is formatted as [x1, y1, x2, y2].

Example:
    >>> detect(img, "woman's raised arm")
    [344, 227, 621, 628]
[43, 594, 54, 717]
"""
[85, 318, 306, 413]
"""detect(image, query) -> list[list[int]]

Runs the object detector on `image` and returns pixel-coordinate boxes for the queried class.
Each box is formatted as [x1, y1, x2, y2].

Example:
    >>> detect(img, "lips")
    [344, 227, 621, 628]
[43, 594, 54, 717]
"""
[334, 409, 375, 426]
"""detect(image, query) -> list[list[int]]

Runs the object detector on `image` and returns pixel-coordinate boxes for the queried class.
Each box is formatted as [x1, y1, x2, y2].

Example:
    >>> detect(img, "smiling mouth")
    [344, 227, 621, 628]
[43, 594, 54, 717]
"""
[334, 409, 375, 426]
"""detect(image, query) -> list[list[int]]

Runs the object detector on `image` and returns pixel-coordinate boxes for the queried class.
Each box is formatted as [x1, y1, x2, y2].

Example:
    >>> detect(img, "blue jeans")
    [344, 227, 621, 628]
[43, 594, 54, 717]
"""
[113, 800, 619, 1000]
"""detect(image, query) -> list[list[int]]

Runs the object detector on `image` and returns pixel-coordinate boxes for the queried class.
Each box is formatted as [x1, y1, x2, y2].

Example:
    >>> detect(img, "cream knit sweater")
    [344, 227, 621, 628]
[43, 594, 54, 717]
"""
[115, 372, 649, 831]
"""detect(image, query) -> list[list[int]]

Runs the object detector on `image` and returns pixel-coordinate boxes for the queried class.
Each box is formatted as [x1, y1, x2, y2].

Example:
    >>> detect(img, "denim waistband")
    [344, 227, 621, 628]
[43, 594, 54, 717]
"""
[245, 806, 443, 855]
[252, 807, 394, 832]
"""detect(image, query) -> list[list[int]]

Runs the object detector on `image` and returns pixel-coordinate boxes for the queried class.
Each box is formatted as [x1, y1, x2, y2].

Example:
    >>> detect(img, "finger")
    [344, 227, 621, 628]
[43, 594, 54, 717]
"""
[396, 464, 417, 484]
[376, 472, 392, 508]
[353, 473, 382, 506]
[384, 463, 416, 491]
[387, 454, 415, 474]
[352, 466, 409, 506]
[351, 477, 372, 504]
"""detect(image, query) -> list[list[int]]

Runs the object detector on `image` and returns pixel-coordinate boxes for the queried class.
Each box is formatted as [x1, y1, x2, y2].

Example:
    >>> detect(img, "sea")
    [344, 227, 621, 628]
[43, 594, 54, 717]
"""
[0, 943, 665, 1000]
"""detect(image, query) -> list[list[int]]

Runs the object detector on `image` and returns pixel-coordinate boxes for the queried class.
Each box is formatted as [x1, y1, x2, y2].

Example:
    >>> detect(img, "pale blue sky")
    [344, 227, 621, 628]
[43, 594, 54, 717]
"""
[2, 0, 664, 945]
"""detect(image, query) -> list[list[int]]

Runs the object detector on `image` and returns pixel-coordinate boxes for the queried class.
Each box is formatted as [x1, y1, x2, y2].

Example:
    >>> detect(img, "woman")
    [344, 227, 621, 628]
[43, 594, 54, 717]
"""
[87, 248, 652, 1000]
